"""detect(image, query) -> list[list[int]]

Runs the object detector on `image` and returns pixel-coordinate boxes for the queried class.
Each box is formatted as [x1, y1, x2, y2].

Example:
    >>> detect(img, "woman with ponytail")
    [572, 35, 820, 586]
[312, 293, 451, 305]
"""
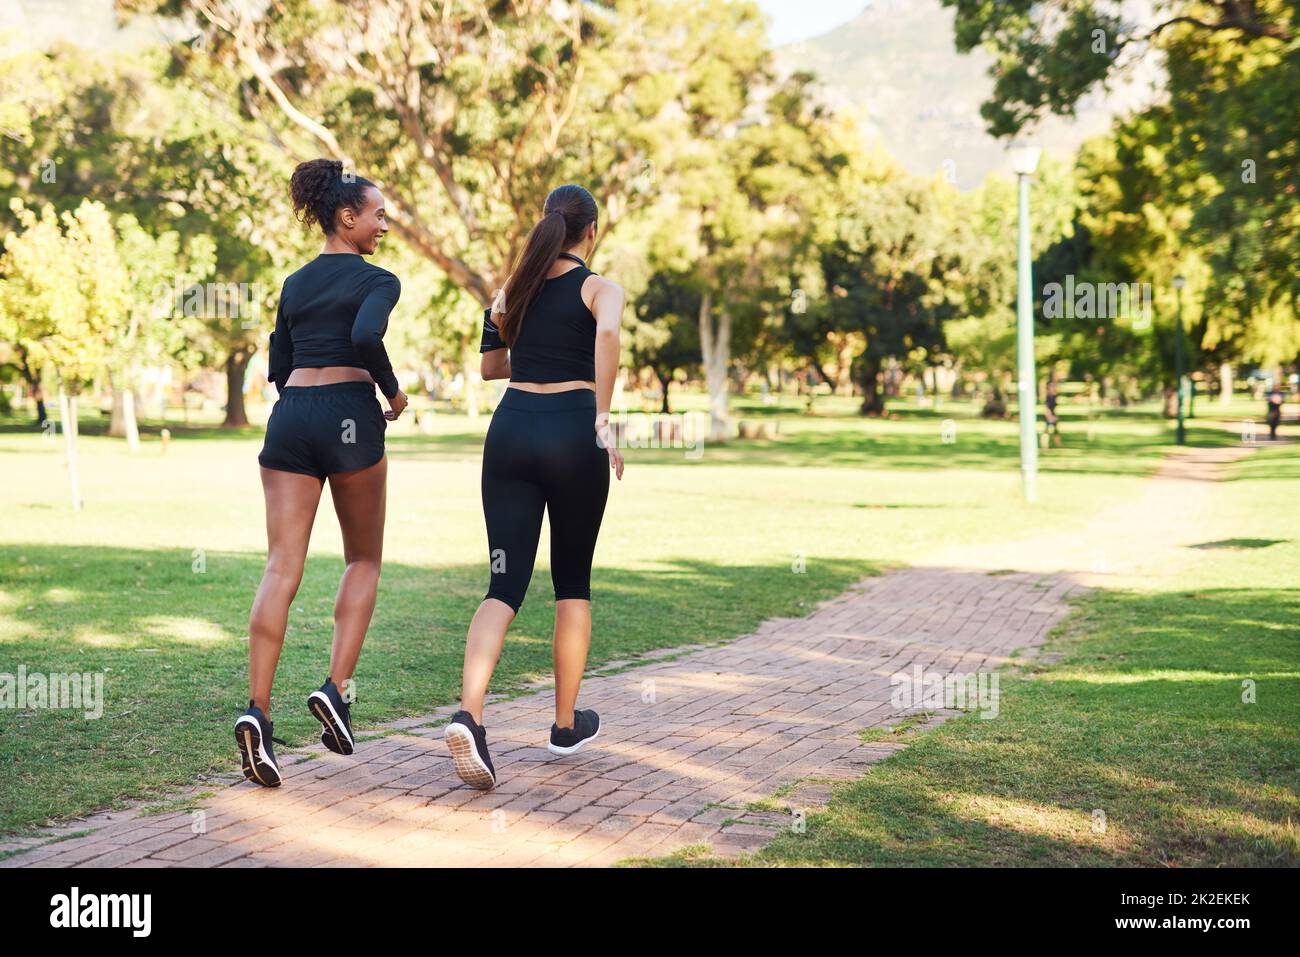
[443, 184, 626, 790]
[235, 158, 407, 788]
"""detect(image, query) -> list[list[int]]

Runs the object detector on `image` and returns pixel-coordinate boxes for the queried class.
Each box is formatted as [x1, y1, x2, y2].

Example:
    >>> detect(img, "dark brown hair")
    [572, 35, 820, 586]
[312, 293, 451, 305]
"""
[497, 184, 598, 346]
[289, 158, 376, 235]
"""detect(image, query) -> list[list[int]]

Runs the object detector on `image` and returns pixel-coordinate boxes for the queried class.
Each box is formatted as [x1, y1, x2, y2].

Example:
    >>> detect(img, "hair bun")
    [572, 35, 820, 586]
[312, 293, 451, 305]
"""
[290, 158, 372, 233]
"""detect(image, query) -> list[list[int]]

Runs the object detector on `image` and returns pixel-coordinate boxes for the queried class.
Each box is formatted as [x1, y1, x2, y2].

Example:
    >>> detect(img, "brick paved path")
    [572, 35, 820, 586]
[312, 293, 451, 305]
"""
[2, 446, 1244, 868]
[3, 568, 1077, 868]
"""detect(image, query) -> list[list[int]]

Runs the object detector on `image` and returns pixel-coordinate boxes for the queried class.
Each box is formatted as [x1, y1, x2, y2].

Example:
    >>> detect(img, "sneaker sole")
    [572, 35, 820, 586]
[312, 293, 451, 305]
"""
[308, 691, 355, 756]
[547, 718, 601, 756]
[444, 722, 495, 790]
[235, 716, 282, 788]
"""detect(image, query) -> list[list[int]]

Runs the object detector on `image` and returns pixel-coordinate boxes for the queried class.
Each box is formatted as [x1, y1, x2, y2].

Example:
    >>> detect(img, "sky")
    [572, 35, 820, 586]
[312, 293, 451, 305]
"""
[754, 0, 866, 46]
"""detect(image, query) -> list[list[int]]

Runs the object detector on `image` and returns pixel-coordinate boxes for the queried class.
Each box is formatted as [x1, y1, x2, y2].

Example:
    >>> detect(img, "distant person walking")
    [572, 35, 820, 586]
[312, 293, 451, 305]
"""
[235, 159, 407, 788]
[1044, 377, 1061, 447]
[1266, 387, 1284, 440]
[443, 185, 626, 790]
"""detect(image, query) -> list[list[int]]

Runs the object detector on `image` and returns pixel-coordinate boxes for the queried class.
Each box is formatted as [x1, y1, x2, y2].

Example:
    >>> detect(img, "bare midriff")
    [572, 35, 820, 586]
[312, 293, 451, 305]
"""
[284, 367, 375, 388]
[507, 380, 595, 394]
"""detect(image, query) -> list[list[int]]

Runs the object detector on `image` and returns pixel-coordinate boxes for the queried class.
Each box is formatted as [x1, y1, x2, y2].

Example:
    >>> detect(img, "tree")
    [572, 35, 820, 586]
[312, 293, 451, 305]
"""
[0, 42, 296, 428]
[0, 44, 84, 423]
[808, 174, 978, 415]
[943, 0, 1298, 349]
[779, 262, 840, 407]
[646, 58, 852, 438]
[631, 269, 702, 414]
[944, 156, 1083, 409]
[0, 200, 130, 509]
[119, 0, 707, 301]
[941, 0, 1294, 138]
[110, 218, 216, 446]
[1162, 12, 1300, 321]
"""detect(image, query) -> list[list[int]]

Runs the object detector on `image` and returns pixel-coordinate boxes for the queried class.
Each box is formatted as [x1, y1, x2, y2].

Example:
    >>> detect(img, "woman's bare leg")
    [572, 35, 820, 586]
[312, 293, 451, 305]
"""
[552, 599, 591, 729]
[249, 468, 324, 715]
[325, 455, 388, 695]
[459, 598, 516, 724]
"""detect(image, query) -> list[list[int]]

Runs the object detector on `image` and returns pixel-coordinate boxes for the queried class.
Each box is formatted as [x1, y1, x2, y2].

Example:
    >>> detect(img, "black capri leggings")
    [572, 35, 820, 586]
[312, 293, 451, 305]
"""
[481, 387, 610, 612]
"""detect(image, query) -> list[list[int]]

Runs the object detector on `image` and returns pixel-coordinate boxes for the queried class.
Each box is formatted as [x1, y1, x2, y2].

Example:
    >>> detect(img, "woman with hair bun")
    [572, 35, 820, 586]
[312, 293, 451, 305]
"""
[443, 183, 626, 790]
[234, 158, 407, 788]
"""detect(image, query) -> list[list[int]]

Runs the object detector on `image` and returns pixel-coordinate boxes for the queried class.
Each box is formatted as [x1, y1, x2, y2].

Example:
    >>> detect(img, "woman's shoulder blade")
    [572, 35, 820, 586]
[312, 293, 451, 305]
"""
[357, 261, 401, 295]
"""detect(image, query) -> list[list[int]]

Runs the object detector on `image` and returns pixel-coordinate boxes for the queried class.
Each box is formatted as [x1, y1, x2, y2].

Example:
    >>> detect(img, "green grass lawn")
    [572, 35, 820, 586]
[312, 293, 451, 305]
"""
[0, 392, 1271, 839]
[702, 439, 1300, 868]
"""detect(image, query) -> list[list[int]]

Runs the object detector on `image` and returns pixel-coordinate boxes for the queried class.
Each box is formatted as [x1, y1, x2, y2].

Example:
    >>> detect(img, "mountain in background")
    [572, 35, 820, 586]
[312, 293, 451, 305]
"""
[774, 0, 1164, 188]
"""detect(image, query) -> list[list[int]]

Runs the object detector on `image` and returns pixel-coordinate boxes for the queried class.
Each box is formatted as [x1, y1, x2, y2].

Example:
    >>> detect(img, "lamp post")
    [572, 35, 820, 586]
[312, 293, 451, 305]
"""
[1011, 143, 1042, 502]
[1173, 274, 1186, 445]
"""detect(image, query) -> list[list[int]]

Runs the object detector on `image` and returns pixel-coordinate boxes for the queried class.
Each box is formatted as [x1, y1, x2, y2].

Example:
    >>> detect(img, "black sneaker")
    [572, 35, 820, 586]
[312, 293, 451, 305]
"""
[548, 709, 600, 756]
[443, 711, 496, 790]
[307, 678, 355, 755]
[235, 702, 283, 788]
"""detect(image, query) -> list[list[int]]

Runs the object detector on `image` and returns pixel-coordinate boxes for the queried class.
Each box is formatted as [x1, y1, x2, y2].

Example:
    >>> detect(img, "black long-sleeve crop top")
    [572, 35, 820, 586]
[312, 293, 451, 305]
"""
[267, 253, 402, 398]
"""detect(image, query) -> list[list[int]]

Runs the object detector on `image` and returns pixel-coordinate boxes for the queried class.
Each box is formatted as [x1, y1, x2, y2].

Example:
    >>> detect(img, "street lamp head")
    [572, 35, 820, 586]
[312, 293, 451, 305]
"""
[1009, 142, 1042, 176]
[1173, 275, 1186, 290]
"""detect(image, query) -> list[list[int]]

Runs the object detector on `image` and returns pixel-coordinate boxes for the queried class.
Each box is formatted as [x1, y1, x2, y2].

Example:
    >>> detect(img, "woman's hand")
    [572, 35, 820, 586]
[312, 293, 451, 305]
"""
[385, 389, 408, 420]
[595, 412, 624, 480]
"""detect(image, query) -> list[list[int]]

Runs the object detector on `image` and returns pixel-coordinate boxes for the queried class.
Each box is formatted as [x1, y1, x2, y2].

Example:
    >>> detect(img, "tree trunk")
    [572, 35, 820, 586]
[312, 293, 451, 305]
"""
[121, 388, 140, 452]
[655, 369, 672, 415]
[698, 290, 731, 442]
[1219, 363, 1233, 405]
[223, 350, 252, 428]
[805, 363, 835, 413]
[109, 373, 141, 452]
[18, 350, 47, 426]
[59, 386, 82, 512]
[833, 335, 854, 395]
[858, 356, 884, 415]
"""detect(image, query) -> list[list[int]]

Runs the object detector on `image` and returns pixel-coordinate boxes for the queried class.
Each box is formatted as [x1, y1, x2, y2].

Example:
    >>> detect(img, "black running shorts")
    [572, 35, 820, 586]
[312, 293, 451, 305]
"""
[258, 381, 386, 479]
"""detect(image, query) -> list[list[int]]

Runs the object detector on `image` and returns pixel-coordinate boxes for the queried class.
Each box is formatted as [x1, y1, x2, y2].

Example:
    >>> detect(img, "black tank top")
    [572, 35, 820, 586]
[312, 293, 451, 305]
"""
[479, 253, 596, 383]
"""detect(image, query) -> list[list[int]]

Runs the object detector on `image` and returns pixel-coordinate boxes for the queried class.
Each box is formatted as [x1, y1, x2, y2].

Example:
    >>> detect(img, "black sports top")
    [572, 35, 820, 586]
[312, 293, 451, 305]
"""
[268, 253, 402, 398]
[479, 253, 597, 383]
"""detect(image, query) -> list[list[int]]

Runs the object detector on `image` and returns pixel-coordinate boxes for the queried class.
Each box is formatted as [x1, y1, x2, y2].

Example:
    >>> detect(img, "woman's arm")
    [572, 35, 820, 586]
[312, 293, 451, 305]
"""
[479, 307, 511, 380]
[590, 277, 625, 480]
[267, 297, 293, 394]
[351, 273, 402, 399]
[591, 277, 624, 419]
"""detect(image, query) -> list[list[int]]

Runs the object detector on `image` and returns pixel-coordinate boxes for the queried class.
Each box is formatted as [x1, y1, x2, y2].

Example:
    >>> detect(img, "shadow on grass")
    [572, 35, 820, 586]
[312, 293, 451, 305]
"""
[1191, 539, 1287, 550]
[745, 587, 1300, 867]
[0, 543, 877, 834]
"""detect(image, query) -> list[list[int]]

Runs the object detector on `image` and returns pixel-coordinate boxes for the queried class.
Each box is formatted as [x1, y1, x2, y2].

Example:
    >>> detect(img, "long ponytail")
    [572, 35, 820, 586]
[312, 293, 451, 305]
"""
[497, 184, 598, 346]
